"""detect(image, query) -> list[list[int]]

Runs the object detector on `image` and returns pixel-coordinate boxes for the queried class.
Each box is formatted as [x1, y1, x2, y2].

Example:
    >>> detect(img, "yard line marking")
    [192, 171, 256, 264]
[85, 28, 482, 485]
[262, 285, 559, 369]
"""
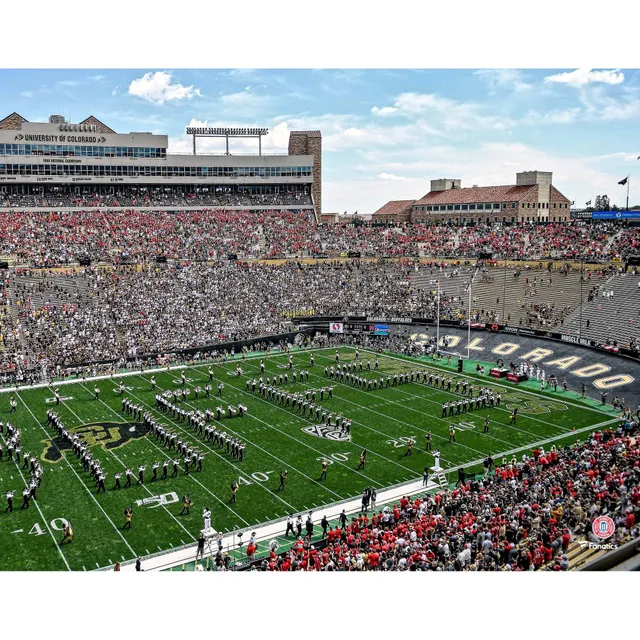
[95, 562, 100, 568]
[180, 539, 186, 545]
[169, 543, 174, 548]
[121, 555, 126, 561]
[368, 348, 614, 418]
[0, 426, 72, 571]
[109, 558, 113, 565]
[301, 351, 575, 461]
[17, 393, 138, 560]
[132, 376, 343, 509]
[157, 546, 162, 551]
[297, 352, 508, 459]
[74, 383, 202, 539]
[223, 358, 434, 476]
[146, 549, 150, 555]
[188, 365, 400, 487]
[11, 529, 23, 534]
[352, 351, 579, 440]
[83, 566, 86, 571]
[88, 384, 254, 527]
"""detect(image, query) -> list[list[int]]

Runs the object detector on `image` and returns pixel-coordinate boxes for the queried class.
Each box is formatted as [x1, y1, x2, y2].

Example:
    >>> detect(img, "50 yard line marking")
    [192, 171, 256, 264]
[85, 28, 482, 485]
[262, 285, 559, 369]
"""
[190, 362, 427, 479]
[17, 394, 138, 561]
[169, 367, 393, 488]
[67, 385, 201, 539]
[124, 383, 304, 511]
[77, 384, 252, 529]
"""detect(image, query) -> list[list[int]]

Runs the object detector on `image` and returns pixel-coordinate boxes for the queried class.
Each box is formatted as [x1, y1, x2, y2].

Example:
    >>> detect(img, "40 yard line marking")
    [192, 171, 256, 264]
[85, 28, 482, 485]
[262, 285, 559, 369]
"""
[0, 428, 71, 571]
[17, 393, 138, 560]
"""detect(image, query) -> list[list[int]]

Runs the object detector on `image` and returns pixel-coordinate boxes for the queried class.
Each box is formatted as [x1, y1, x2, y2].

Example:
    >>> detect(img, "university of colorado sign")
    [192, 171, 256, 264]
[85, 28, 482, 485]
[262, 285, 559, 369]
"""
[14, 133, 107, 144]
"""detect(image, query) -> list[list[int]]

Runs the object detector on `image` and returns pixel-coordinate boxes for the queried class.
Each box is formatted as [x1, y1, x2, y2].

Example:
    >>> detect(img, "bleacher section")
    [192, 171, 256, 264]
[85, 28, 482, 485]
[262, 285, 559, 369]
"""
[562, 272, 640, 349]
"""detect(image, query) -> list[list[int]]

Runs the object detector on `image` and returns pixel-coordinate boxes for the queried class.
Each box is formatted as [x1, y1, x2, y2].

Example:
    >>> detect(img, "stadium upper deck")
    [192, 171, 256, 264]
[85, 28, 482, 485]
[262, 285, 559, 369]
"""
[0, 113, 321, 214]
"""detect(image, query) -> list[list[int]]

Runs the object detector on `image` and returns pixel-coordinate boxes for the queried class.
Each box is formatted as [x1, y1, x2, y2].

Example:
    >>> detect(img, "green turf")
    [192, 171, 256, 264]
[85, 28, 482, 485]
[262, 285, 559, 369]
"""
[0, 346, 618, 571]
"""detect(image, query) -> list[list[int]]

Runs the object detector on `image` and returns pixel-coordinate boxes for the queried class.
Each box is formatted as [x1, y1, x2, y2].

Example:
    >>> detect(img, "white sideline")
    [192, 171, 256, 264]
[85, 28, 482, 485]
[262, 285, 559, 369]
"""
[120, 475, 437, 572]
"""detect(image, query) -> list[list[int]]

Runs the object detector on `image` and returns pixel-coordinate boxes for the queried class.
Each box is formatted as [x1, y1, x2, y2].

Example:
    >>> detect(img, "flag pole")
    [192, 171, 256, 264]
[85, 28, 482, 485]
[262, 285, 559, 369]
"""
[627, 175, 630, 212]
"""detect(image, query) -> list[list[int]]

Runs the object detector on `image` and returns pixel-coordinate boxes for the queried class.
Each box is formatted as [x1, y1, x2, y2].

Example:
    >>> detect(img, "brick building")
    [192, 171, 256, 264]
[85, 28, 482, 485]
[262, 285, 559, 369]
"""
[288, 130, 322, 216]
[371, 199, 415, 223]
[376, 171, 571, 224]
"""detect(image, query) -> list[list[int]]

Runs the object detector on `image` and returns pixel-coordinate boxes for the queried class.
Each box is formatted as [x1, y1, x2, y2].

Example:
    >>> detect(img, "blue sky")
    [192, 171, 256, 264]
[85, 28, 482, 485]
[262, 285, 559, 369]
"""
[2, 68, 639, 212]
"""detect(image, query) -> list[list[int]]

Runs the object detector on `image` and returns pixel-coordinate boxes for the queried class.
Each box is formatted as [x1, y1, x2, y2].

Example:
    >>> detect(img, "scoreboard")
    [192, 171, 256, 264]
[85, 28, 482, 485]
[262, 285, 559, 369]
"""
[342, 322, 389, 335]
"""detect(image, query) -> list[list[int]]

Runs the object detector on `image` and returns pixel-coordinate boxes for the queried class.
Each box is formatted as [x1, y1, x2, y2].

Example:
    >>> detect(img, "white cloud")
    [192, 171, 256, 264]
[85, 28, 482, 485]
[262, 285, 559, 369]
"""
[218, 88, 272, 116]
[87, 75, 106, 83]
[111, 85, 120, 96]
[370, 92, 515, 132]
[377, 173, 407, 180]
[226, 69, 257, 77]
[20, 90, 35, 99]
[128, 71, 201, 105]
[371, 106, 399, 116]
[526, 107, 582, 124]
[544, 68, 624, 88]
[474, 69, 532, 92]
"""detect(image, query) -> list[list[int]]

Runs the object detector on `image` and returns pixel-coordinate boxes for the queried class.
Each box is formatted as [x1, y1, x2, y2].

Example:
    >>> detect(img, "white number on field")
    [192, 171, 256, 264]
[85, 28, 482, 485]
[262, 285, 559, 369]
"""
[238, 471, 274, 485]
[315, 452, 352, 465]
[26, 518, 68, 536]
[50, 518, 69, 531]
[386, 436, 416, 449]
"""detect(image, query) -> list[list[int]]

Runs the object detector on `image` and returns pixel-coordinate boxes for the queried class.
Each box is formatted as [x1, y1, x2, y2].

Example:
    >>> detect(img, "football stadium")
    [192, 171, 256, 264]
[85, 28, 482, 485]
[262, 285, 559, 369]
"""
[1, 110, 639, 574]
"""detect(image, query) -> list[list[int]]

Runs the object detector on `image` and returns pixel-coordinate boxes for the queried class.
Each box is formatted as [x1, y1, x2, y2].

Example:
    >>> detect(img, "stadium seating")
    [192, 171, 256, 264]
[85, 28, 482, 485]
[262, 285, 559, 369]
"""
[256, 427, 639, 571]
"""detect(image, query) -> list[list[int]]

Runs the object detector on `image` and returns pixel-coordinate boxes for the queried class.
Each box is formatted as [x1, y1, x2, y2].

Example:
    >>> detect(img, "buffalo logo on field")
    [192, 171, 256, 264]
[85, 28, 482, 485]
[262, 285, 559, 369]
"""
[302, 424, 350, 442]
[41, 422, 148, 463]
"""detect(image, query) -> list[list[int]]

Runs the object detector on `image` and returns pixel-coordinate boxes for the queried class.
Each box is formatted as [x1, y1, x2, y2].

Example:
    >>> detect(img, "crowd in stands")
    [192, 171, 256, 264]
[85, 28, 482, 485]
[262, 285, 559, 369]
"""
[258, 422, 640, 571]
[0, 188, 312, 211]
[0, 210, 638, 267]
[2, 261, 454, 374]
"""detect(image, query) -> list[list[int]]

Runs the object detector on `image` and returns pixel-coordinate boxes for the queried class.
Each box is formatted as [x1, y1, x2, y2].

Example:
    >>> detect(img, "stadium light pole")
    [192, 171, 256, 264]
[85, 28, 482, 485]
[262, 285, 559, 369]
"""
[502, 258, 507, 325]
[579, 257, 583, 341]
[467, 266, 478, 360]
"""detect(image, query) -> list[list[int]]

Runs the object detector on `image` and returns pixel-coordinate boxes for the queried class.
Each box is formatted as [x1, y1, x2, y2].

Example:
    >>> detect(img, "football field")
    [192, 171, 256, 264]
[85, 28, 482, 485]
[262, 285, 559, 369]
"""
[0, 346, 619, 571]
